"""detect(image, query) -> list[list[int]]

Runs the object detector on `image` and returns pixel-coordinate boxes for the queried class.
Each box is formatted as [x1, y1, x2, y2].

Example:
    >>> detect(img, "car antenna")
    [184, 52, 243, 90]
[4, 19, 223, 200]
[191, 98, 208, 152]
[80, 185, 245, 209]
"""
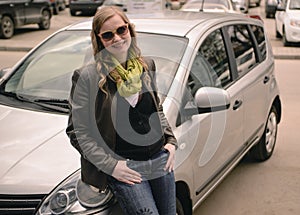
[200, 0, 205, 11]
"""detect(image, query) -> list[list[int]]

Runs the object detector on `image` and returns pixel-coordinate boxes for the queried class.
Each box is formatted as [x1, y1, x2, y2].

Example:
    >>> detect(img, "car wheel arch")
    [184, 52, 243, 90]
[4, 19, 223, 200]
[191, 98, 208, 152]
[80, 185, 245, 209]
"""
[248, 103, 280, 161]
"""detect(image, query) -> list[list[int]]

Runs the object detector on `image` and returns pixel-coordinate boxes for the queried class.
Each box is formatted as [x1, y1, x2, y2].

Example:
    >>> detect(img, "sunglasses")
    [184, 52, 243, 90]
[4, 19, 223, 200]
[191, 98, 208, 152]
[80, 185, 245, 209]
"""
[99, 24, 129, 41]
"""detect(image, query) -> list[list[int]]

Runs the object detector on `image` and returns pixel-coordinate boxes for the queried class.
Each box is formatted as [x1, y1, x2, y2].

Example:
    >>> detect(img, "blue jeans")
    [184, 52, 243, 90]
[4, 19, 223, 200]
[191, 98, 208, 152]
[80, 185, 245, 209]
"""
[108, 150, 176, 215]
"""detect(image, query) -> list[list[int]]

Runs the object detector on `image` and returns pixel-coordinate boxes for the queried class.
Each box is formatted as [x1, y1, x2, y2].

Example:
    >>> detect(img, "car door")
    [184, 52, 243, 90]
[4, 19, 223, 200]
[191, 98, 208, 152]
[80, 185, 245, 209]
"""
[8, 0, 26, 26]
[176, 27, 244, 200]
[24, 0, 44, 24]
[226, 23, 272, 146]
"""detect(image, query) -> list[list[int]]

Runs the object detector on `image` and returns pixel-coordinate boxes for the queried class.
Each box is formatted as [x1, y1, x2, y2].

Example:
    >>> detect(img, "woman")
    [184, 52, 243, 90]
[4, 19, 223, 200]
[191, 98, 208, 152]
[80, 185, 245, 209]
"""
[66, 6, 177, 215]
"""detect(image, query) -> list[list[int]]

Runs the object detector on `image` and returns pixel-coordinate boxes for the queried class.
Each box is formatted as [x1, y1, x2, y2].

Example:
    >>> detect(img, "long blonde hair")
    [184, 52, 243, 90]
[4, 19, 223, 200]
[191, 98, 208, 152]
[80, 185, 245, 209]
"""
[91, 6, 148, 96]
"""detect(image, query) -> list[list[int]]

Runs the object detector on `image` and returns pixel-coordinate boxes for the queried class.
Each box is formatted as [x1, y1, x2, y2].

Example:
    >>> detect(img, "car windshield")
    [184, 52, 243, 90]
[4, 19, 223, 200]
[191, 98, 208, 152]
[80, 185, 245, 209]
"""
[0, 30, 187, 112]
[289, 0, 300, 9]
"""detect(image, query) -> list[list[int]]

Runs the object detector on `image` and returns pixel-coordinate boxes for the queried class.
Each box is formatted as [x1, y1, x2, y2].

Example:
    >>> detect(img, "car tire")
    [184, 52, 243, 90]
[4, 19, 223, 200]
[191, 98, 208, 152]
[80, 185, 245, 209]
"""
[249, 106, 278, 161]
[282, 27, 290, 46]
[176, 198, 185, 215]
[70, 9, 76, 16]
[176, 195, 192, 215]
[38, 10, 51, 30]
[275, 29, 281, 38]
[0, 16, 14, 39]
[53, 3, 59, 15]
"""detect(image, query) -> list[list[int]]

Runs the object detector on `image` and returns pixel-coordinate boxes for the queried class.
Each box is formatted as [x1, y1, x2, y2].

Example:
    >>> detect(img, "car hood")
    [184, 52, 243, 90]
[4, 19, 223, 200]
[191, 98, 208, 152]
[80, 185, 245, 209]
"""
[0, 105, 80, 194]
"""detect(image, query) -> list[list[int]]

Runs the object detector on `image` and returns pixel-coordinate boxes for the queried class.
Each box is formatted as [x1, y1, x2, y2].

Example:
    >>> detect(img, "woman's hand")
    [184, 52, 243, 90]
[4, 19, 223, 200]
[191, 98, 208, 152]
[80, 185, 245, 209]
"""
[164, 143, 176, 172]
[112, 160, 142, 185]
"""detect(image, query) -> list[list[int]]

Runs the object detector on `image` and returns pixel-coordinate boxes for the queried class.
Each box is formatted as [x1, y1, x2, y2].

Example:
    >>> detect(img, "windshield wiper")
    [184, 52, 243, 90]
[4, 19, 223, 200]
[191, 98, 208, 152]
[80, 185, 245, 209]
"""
[16, 94, 69, 113]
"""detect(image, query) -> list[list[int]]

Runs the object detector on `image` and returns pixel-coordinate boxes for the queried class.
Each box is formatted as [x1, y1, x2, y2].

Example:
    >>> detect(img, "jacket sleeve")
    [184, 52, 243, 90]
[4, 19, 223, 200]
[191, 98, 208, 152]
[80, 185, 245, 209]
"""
[146, 58, 178, 149]
[66, 68, 118, 175]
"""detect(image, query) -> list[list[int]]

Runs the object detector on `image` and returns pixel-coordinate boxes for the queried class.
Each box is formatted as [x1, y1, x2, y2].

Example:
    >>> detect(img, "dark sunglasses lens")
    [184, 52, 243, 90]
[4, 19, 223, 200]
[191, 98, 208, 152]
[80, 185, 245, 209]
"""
[117, 26, 128, 35]
[101, 32, 114, 40]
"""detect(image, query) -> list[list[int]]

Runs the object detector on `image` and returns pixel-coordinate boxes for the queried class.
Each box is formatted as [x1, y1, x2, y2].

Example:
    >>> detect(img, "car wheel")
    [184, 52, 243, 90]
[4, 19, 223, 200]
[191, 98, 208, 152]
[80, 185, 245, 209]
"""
[0, 16, 14, 39]
[176, 196, 192, 215]
[249, 106, 278, 161]
[176, 198, 185, 215]
[38, 10, 51, 30]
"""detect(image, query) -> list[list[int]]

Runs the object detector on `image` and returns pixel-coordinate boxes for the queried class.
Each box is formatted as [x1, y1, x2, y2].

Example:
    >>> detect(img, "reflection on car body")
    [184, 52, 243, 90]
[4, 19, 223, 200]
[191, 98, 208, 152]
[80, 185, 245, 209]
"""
[0, 11, 281, 215]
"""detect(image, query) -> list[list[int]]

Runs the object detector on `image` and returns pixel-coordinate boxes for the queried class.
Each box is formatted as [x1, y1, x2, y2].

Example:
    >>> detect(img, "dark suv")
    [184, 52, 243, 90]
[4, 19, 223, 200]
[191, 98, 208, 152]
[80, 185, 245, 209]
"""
[0, 0, 52, 39]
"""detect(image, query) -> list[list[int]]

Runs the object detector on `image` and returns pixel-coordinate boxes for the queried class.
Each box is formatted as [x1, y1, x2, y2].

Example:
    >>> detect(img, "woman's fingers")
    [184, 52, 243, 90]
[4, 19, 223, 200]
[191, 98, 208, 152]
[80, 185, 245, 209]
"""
[164, 144, 176, 172]
[112, 160, 142, 184]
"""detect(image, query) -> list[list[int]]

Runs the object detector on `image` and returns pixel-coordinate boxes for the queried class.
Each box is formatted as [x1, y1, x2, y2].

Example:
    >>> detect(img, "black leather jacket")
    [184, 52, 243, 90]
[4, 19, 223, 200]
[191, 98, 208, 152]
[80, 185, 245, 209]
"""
[66, 58, 177, 190]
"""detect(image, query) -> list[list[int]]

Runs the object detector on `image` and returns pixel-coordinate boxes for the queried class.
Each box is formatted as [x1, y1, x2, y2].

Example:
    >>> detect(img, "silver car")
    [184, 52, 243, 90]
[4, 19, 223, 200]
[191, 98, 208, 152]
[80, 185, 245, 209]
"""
[0, 10, 281, 215]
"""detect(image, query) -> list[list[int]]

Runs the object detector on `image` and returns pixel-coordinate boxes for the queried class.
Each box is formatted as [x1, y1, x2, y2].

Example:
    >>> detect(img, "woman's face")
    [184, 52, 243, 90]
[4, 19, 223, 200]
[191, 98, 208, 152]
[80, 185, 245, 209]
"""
[98, 14, 131, 61]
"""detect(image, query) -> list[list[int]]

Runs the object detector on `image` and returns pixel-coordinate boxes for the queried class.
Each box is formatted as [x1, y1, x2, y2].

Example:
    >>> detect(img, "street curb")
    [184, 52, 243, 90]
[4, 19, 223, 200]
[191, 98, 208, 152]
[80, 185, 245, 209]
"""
[0, 46, 32, 52]
[274, 55, 300, 60]
[1, 46, 300, 60]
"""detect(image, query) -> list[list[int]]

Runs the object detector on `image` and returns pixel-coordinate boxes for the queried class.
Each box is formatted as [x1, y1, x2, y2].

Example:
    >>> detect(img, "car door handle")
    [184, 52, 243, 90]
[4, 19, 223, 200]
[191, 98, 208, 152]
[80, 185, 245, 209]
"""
[233, 100, 243, 110]
[263, 76, 270, 84]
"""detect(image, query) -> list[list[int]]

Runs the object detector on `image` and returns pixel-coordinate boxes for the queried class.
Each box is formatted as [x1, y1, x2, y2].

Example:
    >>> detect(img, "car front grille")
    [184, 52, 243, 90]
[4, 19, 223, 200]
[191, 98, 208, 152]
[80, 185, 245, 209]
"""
[0, 194, 46, 215]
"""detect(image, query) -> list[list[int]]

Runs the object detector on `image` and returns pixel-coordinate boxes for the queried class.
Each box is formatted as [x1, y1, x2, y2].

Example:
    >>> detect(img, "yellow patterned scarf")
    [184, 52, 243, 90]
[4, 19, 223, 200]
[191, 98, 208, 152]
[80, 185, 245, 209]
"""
[110, 56, 143, 97]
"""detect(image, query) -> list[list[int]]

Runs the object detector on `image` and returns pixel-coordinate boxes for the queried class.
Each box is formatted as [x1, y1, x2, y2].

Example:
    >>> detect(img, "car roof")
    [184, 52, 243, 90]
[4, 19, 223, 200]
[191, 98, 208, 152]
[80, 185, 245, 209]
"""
[65, 10, 261, 37]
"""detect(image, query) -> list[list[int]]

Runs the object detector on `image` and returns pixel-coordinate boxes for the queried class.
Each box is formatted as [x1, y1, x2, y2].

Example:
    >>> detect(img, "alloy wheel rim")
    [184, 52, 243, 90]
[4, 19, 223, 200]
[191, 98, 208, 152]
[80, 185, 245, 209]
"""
[265, 111, 277, 153]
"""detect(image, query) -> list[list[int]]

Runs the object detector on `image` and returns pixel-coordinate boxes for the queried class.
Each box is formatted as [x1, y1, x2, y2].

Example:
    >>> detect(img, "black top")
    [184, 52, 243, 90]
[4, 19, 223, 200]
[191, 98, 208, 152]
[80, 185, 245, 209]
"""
[115, 87, 164, 160]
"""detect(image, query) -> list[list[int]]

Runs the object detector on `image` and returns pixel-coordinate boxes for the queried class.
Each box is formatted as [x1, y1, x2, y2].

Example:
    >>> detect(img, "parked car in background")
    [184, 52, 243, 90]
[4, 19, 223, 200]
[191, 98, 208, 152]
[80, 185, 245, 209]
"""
[275, 0, 300, 46]
[49, 0, 67, 15]
[101, 0, 127, 11]
[250, 0, 261, 6]
[232, 0, 249, 13]
[0, 10, 281, 215]
[265, 0, 280, 18]
[0, 0, 52, 39]
[180, 0, 237, 13]
[69, 0, 104, 16]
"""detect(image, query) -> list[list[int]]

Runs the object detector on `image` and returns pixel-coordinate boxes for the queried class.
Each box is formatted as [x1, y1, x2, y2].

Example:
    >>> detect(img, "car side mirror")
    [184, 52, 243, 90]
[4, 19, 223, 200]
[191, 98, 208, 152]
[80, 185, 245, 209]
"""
[194, 87, 230, 114]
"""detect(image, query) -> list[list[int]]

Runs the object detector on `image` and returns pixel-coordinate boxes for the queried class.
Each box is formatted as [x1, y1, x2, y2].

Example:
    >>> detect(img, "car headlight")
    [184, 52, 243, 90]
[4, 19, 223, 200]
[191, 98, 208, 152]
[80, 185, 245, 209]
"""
[290, 19, 300, 28]
[36, 170, 114, 215]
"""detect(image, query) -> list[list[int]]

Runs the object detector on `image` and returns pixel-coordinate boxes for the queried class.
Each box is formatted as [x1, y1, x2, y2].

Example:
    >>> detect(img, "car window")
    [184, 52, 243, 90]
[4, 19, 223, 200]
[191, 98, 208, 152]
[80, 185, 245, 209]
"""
[251, 24, 267, 62]
[289, 0, 300, 9]
[137, 33, 187, 101]
[197, 29, 231, 88]
[226, 24, 256, 76]
[178, 28, 230, 126]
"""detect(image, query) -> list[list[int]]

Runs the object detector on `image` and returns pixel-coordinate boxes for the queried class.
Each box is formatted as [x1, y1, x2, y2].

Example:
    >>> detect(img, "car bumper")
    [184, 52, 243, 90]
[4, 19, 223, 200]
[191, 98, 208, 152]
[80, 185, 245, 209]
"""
[285, 25, 300, 43]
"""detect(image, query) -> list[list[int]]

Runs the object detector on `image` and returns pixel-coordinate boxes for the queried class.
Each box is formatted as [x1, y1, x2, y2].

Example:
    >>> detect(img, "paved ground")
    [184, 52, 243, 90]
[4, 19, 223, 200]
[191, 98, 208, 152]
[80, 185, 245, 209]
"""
[0, 8, 299, 59]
